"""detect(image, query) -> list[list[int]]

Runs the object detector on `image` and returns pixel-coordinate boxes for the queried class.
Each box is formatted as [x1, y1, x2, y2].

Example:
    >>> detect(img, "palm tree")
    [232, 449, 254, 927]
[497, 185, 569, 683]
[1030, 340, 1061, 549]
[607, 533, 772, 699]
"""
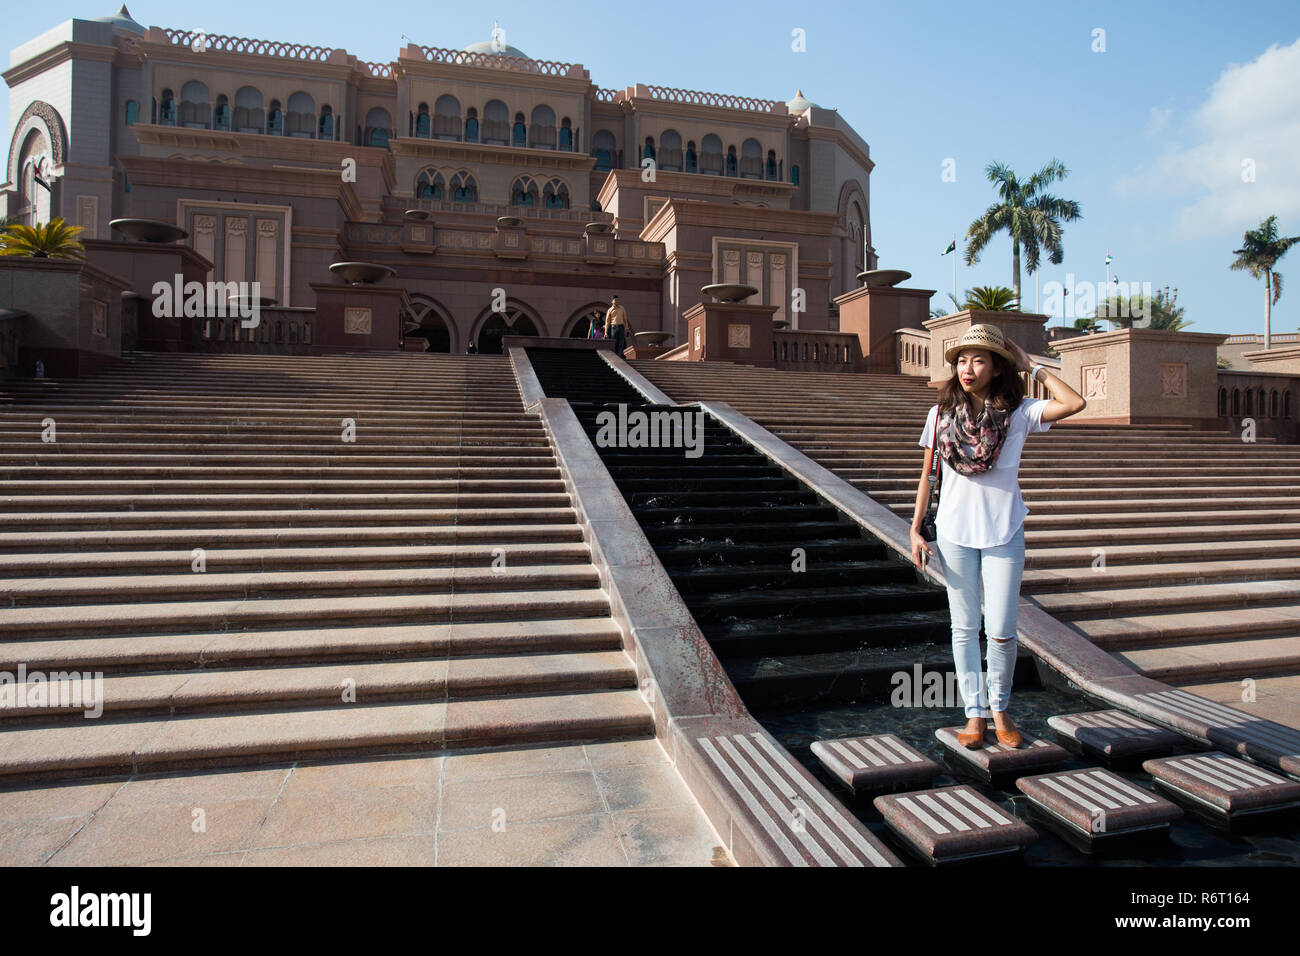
[964, 159, 1082, 305]
[1230, 215, 1299, 349]
[936, 285, 1021, 315]
[0, 218, 86, 259]
[1095, 286, 1190, 331]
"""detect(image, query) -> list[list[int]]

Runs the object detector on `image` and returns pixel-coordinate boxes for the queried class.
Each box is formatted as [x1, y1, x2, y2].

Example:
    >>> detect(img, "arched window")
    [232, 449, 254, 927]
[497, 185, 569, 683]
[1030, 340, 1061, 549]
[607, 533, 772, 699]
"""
[267, 100, 283, 135]
[512, 112, 527, 147]
[685, 140, 697, 173]
[125, 100, 138, 127]
[1270, 389, 1279, 417]
[483, 100, 509, 144]
[234, 87, 264, 133]
[416, 103, 431, 138]
[740, 138, 762, 178]
[543, 178, 569, 209]
[559, 117, 573, 151]
[464, 107, 479, 142]
[434, 95, 460, 139]
[849, 201, 866, 272]
[213, 95, 230, 131]
[180, 82, 209, 128]
[318, 105, 334, 140]
[159, 89, 177, 125]
[287, 92, 315, 138]
[1218, 387, 1227, 417]
[726, 145, 738, 176]
[643, 136, 655, 161]
[1285, 390, 1293, 418]
[416, 169, 445, 199]
[511, 175, 538, 207]
[365, 107, 392, 148]
[766, 149, 778, 180]
[450, 172, 477, 203]
[660, 130, 682, 170]
[791, 164, 800, 186]
[592, 130, 615, 170]
[701, 134, 723, 175]
[1231, 388, 1240, 415]
[529, 105, 556, 148]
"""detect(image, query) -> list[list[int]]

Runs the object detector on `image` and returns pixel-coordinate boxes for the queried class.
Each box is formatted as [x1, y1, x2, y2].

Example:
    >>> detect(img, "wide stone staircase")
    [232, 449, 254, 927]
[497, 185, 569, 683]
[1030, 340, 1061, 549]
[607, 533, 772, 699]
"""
[0, 351, 653, 782]
[631, 359, 1300, 699]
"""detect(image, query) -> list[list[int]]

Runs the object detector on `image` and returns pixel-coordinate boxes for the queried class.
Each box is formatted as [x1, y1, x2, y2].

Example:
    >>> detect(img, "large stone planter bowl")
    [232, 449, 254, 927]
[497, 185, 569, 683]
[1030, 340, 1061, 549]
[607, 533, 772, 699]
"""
[329, 262, 396, 285]
[584, 222, 611, 233]
[701, 283, 759, 303]
[633, 331, 674, 347]
[497, 216, 522, 227]
[403, 209, 431, 221]
[857, 269, 912, 287]
[110, 218, 188, 243]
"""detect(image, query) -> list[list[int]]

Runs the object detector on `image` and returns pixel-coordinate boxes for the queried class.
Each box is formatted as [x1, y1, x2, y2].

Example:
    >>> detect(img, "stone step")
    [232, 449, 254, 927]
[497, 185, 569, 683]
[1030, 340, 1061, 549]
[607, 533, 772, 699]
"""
[0, 688, 653, 782]
[0, 506, 578, 531]
[0, 564, 601, 607]
[0, 492, 574, 513]
[0, 588, 611, 638]
[1111, 634, 1300, 681]
[0, 542, 592, 578]
[1032, 578, 1300, 616]
[0, 617, 622, 673]
[0, 522, 585, 553]
[0, 650, 636, 720]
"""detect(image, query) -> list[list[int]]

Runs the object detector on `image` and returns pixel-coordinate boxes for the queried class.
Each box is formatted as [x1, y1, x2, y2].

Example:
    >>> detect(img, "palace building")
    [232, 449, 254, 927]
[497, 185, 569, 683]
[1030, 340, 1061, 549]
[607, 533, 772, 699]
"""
[3, 6, 878, 355]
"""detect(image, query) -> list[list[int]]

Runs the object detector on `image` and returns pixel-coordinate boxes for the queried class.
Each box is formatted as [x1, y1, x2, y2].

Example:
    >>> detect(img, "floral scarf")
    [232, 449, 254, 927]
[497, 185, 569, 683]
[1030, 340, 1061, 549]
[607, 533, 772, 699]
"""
[938, 400, 1011, 475]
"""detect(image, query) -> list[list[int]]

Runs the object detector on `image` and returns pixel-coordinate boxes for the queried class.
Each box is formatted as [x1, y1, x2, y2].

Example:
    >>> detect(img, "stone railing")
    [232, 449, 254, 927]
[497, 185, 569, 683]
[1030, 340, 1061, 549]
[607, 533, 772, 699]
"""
[0, 309, 24, 378]
[361, 60, 394, 78]
[1222, 333, 1300, 345]
[192, 309, 315, 354]
[385, 196, 614, 224]
[346, 218, 662, 263]
[416, 45, 577, 76]
[594, 88, 618, 103]
[161, 28, 333, 61]
[1217, 369, 1298, 442]
[643, 85, 780, 113]
[895, 327, 931, 376]
[772, 329, 860, 372]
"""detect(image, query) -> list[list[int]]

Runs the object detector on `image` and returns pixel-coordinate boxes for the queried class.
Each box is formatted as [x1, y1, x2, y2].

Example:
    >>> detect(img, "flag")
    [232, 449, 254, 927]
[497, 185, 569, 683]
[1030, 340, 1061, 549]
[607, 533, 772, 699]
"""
[1105, 253, 1112, 265]
[942, 240, 955, 255]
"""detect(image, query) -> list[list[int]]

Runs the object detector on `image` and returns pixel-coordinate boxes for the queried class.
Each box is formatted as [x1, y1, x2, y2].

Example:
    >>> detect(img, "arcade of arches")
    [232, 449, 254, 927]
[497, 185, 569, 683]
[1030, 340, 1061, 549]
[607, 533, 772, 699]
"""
[402, 300, 616, 354]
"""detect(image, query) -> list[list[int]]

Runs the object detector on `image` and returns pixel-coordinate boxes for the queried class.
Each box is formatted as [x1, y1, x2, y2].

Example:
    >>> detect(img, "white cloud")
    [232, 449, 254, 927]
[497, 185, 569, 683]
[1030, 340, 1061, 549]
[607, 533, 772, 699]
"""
[1115, 37, 1300, 240]
[1146, 106, 1172, 135]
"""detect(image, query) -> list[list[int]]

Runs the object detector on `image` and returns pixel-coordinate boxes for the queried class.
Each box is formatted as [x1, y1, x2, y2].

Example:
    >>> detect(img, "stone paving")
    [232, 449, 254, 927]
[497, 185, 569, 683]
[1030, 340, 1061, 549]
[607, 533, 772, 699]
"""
[0, 738, 733, 867]
[1178, 674, 1300, 732]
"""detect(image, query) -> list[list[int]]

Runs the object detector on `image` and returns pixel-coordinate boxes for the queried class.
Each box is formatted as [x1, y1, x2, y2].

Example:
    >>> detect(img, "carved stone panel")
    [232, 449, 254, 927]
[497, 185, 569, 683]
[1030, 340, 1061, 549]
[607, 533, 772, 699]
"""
[727, 323, 751, 349]
[1082, 364, 1107, 400]
[91, 299, 107, 337]
[1160, 362, 1187, 398]
[344, 307, 372, 335]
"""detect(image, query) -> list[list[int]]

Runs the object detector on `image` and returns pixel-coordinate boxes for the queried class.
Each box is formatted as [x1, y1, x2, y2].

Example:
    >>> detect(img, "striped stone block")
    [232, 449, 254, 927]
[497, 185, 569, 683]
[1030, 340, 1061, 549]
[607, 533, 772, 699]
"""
[934, 726, 1069, 784]
[1142, 752, 1300, 829]
[1047, 710, 1181, 763]
[810, 734, 940, 795]
[1136, 689, 1300, 777]
[693, 731, 901, 866]
[872, 785, 1038, 865]
[1015, 768, 1182, 850]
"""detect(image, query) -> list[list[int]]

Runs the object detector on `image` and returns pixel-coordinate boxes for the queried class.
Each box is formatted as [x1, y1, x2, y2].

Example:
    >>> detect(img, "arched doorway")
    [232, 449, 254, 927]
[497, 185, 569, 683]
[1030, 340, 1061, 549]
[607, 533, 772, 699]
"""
[475, 305, 540, 354]
[405, 298, 453, 352]
[567, 304, 608, 339]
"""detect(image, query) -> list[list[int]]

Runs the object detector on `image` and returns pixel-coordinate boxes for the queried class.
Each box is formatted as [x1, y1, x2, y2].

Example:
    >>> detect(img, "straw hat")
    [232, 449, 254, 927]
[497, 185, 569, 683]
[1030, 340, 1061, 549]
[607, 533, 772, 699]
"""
[943, 323, 1017, 366]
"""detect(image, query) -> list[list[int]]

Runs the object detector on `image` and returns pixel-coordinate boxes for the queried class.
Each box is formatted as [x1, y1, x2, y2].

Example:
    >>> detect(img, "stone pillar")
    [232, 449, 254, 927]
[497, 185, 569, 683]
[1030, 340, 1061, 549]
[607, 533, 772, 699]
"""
[922, 310, 1049, 386]
[683, 301, 777, 367]
[0, 258, 130, 377]
[834, 283, 936, 373]
[82, 239, 214, 351]
[1051, 328, 1228, 428]
[310, 283, 407, 353]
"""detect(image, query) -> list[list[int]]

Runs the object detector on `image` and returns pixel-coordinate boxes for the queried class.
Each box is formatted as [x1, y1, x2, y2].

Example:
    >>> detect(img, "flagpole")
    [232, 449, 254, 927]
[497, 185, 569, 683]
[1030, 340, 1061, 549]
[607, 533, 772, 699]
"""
[952, 233, 957, 309]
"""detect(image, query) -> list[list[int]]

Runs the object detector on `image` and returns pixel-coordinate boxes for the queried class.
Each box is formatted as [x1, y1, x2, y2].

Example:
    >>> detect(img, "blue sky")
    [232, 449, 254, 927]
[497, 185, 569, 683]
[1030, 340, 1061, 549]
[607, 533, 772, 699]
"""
[8, 0, 1300, 336]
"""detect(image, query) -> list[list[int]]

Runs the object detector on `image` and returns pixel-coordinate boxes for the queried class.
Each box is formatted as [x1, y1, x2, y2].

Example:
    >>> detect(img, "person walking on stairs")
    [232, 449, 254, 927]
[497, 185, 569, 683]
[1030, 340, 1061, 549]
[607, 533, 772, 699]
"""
[604, 295, 631, 356]
[908, 324, 1086, 750]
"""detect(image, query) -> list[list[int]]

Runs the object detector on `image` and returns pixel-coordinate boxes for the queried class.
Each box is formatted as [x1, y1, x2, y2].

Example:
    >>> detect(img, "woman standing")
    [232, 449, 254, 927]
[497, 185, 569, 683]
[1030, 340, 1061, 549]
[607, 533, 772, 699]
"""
[908, 325, 1086, 750]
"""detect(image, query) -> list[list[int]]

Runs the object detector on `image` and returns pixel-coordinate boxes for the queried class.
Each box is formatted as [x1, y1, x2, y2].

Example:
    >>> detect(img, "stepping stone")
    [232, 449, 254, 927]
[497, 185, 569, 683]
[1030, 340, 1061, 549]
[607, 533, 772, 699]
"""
[1142, 752, 1300, 832]
[810, 734, 940, 796]
[1015, 768, 1183, 854]
[872, 785, 1038, 865]
[1047, 709, 1182, 765]
[934, 726, 1069, 784]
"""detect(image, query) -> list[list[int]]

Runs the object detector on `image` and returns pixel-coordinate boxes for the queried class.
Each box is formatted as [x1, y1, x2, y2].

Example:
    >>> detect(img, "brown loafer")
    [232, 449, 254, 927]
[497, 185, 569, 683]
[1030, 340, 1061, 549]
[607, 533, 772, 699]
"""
[957, 718, 987, 749]
[992, 712, 1021, 748]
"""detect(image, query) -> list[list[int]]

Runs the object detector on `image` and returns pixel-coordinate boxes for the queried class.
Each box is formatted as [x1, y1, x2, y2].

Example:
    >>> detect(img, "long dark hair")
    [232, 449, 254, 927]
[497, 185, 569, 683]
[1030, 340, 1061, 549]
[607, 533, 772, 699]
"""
[937, 348, 1025, 414]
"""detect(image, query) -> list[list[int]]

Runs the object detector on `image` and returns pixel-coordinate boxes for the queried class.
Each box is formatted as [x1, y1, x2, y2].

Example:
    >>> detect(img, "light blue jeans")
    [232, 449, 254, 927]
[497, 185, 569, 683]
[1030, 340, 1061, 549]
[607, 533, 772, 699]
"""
[934, 522, 1025, 718]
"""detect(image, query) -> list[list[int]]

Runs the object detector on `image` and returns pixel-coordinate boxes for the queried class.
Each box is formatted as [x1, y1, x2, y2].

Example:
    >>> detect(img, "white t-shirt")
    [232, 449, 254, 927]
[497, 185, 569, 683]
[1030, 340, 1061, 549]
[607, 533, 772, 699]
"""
[918, 397, 1053, 548]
